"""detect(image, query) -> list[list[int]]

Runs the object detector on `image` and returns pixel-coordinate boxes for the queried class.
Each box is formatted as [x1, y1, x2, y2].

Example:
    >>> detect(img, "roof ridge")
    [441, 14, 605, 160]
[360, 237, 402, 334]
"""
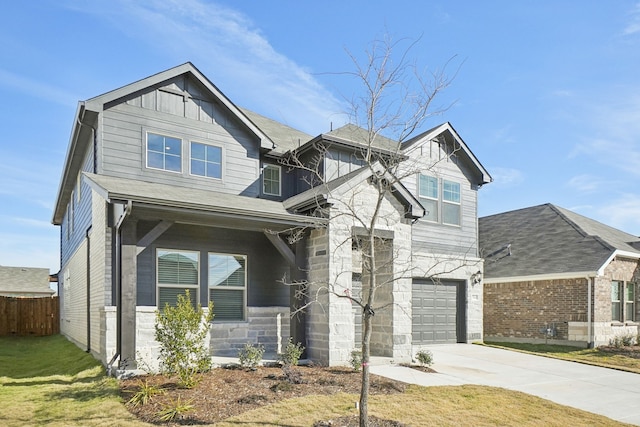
[548, 204, 615, 252]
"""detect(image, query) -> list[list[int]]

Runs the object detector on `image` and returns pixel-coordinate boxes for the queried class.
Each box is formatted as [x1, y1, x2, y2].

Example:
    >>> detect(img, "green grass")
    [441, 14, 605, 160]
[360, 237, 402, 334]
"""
[0, 335, 634, 426]
[484, 341, 640, 373]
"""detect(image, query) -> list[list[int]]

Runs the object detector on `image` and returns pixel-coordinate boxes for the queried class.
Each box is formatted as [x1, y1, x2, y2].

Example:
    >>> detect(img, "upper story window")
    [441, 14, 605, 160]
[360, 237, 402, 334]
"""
[263, 164, 281, 196]
[442, 180, 461, 226]
[418, 175, 438, 222]
[209, 253, 247, 321]
[418, 175, 461, 226]
[147, 132, 182, 172]
[190, 142, 222, 179]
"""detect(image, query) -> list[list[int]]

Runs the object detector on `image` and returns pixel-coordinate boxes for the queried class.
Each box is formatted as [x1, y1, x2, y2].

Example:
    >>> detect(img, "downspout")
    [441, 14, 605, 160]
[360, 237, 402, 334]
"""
[107, 200, 132, 374]
[86, 225, 92, 353]
[587, 275, 593, 348]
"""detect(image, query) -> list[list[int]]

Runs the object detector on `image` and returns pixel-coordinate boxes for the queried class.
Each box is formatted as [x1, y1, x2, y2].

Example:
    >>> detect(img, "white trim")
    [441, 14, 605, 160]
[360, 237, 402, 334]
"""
[208, 252, 247, 322]
[262, 164, 282, 196]
[145, 131, 183, 174]
[156, 248, 200, 308]
[189, 140, 223, 180]
[597, 250, 640, 276]
[485, 270, 598, 284]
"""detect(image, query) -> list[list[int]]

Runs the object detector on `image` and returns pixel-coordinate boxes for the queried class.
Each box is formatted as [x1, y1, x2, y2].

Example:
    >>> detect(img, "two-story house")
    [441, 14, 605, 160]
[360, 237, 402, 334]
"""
[52, 63, 491, 372]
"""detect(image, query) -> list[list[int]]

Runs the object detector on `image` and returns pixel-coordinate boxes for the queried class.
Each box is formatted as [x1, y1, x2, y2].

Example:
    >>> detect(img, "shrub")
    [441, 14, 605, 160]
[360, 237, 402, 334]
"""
[238, 342, 265, 370]
[127, 378, 165, 407]
[349, 350, 363, 371]
[622, 334, 635, 347]
[156, 395, 194, 422]
[415, 349, 434, 367]
[278, 338, 304, 367]
[155, 290, 214, 388]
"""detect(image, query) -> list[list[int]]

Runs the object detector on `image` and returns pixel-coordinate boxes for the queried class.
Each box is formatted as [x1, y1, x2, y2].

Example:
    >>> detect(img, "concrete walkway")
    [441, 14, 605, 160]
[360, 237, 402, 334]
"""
[370, 344, 640, 425]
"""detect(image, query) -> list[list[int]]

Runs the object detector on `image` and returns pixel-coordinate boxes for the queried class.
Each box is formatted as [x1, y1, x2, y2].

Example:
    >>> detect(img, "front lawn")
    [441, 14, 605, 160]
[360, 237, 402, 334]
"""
[0, 335, 634, 426]
[484, 341, 640, 373]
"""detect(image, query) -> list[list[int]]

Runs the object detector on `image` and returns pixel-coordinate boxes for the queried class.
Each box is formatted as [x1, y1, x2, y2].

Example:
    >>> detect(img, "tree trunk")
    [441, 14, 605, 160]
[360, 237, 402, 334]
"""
[359, 310, 372, 427]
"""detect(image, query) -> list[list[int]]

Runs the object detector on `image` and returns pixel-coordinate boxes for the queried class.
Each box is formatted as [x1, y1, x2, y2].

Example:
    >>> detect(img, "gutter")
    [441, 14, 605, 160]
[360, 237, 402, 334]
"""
[85, 226, 92, 353]
[107, 200, 132, 375]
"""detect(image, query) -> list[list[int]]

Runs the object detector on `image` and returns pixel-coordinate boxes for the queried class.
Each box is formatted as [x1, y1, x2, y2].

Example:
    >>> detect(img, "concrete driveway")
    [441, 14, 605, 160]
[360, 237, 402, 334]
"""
[370, 344, 640, 425]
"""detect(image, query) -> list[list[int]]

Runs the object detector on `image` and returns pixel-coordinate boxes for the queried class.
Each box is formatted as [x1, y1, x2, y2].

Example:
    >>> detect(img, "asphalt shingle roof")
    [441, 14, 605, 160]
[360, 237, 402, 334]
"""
[479, 203, 640, 279]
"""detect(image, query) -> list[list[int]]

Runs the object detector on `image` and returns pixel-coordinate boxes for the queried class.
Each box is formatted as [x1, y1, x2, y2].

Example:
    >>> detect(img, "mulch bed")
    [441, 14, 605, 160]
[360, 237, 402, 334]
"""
[598, 345, 640, 359]
[120, 364, 408, 425]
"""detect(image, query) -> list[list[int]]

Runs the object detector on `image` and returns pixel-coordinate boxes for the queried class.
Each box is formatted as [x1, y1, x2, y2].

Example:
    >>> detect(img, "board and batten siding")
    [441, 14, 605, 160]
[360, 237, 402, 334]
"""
[402, 140, 480, 256]
[61, 143, 95, 267]
[134, 222, 290, 310]
[99, 76, 262, 197]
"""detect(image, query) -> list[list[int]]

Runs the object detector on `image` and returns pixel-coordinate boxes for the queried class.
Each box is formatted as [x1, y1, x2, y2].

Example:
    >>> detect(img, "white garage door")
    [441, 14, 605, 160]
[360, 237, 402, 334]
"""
[412, 279, 465, 344]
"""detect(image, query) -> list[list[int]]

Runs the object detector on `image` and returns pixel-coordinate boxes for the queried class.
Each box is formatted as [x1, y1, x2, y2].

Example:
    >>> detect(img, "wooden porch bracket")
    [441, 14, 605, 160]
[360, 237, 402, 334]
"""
[263, 231, 296, 268]
[136, 220, 174, 255]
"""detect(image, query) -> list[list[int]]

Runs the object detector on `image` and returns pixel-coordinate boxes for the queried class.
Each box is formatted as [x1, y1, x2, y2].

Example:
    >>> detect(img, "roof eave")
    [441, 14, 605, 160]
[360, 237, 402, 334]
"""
[484, 271, 599, 284]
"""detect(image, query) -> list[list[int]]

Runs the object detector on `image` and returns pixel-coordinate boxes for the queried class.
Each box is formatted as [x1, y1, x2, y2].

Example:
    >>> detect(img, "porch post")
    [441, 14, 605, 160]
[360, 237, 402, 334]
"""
[119, 219, 137, 369]
[291, 236, 308, 354]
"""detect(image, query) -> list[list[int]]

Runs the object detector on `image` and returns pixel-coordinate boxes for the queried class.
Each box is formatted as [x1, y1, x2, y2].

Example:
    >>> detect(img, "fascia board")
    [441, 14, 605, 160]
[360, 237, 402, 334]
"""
[485, 271, 599, 284]
[597, 250, 640, 276]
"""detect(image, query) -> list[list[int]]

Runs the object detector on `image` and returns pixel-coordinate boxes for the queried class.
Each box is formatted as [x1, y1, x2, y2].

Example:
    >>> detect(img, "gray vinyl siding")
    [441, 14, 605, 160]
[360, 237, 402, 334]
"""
[61, 143, 95, 267]
[99, 75, 261, 197]
[135, 222, 290, 309]
[404, 143, 480, 256]
[324, 147, 365, 181]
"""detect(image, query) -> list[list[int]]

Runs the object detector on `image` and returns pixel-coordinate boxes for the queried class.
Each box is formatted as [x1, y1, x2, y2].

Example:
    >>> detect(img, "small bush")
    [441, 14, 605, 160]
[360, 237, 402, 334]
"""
[155, 290, 214, 388]
[238, 342, 265, 370]
[156, 395, 194, 422]
[415, 349, 434, 367]
[278, 338, 304, 367]
[349, 350, 362, 371]
[127, 379, 164, 407]
[622, 334, 635, 347]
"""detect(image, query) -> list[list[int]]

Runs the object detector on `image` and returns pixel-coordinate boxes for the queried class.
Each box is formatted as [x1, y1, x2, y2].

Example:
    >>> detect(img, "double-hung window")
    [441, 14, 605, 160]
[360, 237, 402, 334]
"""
[208, 253, 246, 321]
[418, 175, 438, 222]
[147, 133, 182, 172]
[612, 280, 636, 322]
[442, 180, 461, 226]
[157, 249, 199, 309]
[418, 175, 461, 226]
[263, 164, 281, 196]
[190, 142, 222, 179]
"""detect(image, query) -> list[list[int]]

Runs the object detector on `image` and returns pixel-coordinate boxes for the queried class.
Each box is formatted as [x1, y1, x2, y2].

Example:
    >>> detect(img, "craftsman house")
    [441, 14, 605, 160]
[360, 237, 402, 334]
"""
[52, 62, 491, 371]
[480, 203, 640, 347]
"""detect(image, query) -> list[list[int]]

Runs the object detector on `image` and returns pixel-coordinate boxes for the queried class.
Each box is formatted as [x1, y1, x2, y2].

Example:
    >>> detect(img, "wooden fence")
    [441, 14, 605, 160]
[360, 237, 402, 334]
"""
[0, 296, 59, 336]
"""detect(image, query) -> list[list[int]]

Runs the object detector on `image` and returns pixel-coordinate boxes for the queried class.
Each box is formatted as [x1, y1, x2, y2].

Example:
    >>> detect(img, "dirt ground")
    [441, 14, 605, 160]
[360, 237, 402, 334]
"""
[120, 364, 412, 426]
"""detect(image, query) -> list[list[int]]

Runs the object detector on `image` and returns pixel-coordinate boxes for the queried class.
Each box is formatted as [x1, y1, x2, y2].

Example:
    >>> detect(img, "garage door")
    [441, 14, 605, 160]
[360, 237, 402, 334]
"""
[412, 279, 465, 344]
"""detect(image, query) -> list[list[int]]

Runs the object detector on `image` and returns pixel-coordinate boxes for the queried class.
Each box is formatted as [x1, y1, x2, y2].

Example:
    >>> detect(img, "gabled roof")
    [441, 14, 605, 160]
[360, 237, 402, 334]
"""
[0, 266, 54, 296]
[479, 203, 640, 281]
[403, 122, 492, 185]
[240, 107, 313, 154]
[283, 163, 425, 220]
[53, 62, 276, 224]
[83, 173, 322, 229]
[291, 124, 401, 157]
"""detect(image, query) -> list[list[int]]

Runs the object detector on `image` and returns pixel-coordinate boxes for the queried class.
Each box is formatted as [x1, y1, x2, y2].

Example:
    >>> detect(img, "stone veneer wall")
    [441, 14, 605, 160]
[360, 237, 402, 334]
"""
[101, 305, 289, 371]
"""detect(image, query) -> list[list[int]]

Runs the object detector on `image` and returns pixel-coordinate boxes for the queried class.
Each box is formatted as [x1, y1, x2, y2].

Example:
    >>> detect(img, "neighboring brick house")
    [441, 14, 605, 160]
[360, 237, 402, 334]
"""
[480, 203, 640, 347]
[0, 266, 54, 298]
[52, 63, 491, 372]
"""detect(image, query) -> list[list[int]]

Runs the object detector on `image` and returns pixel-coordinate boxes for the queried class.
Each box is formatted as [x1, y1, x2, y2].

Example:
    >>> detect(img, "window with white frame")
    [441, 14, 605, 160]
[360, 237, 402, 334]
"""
[418, 175, 461, 226]
[190, 142, 222, 179]
[442, 180, 461, 226]
[418, 175, 438, 222]
[262, 164, 281, 196]
[208, 253, 246, 321]
[147, 132, 182, 172]
[157, 249, 199, 309]
[612, 280, 636, 322]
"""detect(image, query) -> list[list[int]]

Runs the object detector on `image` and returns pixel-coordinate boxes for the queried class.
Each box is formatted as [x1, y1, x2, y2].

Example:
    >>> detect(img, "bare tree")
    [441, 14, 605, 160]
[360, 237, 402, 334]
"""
[280, 34, 467, 427]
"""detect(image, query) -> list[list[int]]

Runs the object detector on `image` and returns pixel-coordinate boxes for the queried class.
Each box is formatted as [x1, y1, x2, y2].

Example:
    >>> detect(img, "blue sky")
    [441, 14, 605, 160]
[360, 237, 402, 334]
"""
[1, 1, 640, 273]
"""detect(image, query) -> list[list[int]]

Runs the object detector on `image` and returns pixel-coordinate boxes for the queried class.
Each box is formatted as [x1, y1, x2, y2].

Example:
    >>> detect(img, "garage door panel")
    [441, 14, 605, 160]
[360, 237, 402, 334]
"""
[412, 279, 463, 344]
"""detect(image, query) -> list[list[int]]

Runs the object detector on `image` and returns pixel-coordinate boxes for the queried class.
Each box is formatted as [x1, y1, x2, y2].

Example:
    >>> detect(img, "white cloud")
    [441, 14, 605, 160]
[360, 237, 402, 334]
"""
[566, 174, 605, 193]
[486, 167, 524, 188]
[70, 0, 344, 135]
[0, 68, 78, 106]
[595, 195, 640, 236]
[623, 2, 640, 35]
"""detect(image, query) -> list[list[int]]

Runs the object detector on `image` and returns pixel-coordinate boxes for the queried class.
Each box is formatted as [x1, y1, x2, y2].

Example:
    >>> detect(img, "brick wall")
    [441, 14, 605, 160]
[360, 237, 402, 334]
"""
[484, 278, 588, 340]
